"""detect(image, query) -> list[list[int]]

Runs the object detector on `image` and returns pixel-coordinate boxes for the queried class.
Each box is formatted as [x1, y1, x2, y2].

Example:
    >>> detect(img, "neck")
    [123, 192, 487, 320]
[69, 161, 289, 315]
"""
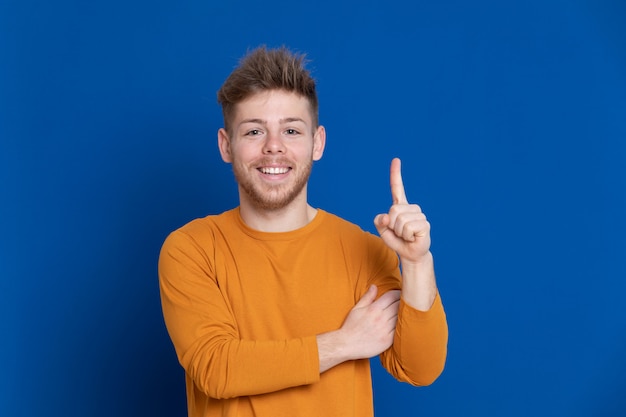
[238, 193, 317, 233]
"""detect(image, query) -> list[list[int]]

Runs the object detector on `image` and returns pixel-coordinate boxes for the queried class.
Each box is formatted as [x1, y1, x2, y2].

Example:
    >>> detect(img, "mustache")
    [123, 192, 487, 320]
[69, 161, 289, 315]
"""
[252, 157, 294, 167]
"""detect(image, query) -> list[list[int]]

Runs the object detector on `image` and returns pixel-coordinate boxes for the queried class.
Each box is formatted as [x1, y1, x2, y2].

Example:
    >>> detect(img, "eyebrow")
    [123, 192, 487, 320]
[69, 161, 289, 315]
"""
[238, 117, 307, 127]
[280, 117, 306, 124]
[239, 118, 265, 126]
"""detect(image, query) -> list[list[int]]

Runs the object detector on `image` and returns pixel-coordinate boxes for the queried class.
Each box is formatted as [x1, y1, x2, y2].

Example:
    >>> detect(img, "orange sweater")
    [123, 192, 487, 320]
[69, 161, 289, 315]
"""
[159, 208, 447, 417]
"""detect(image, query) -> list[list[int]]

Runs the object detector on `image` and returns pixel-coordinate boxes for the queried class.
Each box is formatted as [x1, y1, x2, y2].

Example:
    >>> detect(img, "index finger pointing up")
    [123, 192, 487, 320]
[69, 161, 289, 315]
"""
[390, 157, 408, 204]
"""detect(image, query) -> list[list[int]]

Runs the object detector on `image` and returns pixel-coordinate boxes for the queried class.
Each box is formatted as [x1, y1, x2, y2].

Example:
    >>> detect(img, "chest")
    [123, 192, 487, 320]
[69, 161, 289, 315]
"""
[214, 236, 360, 338]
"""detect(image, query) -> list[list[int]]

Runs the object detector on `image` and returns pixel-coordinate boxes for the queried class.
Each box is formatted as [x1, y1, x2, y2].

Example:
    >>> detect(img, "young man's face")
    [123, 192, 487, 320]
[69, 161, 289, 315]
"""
[218, 89, 325, 211]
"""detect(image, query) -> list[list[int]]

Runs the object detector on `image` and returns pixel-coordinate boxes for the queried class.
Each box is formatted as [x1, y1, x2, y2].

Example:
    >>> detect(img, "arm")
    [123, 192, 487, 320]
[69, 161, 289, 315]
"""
[374, 158, 437, 310]
[374, 158, 448, 385]
[159, 230, 320, 399]
[317, 285, 401, 373]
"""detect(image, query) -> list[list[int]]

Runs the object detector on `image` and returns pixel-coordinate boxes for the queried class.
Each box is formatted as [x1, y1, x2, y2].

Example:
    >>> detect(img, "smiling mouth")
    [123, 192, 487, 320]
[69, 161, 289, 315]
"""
[259, 167, 290, 175]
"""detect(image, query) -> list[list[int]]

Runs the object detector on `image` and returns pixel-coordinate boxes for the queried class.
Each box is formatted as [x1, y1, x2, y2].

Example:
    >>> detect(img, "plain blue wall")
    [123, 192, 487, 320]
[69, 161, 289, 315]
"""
[2, 0, 625, 416]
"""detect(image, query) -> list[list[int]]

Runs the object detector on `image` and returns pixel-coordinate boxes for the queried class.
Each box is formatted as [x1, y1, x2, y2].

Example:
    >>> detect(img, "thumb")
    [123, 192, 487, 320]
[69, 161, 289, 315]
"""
[355, 285, 378, 308]
[373, 214, 389, 236]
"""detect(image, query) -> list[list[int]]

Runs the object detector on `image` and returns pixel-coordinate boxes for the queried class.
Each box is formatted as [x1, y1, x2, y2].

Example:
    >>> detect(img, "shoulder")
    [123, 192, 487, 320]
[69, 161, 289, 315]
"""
[317, 210, 401, 290]
[317, 210, 387, 250]
[161, 209, 238, 252]
[318, 210, 364, 234]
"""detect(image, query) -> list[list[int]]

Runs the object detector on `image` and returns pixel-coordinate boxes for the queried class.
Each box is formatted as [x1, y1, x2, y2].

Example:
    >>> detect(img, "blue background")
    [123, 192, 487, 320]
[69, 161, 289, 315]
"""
[2, 0, 625, 416]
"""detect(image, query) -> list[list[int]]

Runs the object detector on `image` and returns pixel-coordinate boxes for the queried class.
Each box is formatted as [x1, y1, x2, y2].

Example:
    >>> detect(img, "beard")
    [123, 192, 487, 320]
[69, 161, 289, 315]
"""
[232, 157, 313, 211]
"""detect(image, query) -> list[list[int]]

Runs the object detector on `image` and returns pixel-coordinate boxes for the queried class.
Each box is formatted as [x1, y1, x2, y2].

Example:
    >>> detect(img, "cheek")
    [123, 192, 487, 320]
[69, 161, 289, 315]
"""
[294, 142, 317, 157]
[230, 144, 257, 161]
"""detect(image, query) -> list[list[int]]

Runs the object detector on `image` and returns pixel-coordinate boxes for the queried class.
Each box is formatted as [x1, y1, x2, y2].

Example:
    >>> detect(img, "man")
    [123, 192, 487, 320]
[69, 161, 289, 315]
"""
[159, 46, 448, 417]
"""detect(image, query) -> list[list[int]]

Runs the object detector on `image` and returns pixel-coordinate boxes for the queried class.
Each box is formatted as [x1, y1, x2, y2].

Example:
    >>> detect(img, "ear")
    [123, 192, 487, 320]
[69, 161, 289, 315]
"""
[312, 125, 326, 161]
[218, 128, 232, 163]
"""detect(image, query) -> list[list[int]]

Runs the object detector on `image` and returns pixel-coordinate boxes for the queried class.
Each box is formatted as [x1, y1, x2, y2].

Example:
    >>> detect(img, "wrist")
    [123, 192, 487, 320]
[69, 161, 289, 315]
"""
[400, 251, 434, 273]
[317, 329, 350, 373]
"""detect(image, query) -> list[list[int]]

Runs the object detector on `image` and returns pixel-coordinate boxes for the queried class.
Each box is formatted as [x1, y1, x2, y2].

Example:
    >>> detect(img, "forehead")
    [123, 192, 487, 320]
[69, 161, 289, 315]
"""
[233, 90, 313, 124]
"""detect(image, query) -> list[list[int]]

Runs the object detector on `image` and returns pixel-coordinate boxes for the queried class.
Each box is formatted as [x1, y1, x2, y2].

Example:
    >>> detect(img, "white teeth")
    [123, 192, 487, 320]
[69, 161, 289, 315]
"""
[260, 167, 289, 175]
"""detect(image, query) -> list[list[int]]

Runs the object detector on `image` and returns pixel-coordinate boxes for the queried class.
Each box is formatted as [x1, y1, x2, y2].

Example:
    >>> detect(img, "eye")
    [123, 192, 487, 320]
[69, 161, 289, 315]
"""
[285, 128, 299, 135]
[245, 129, 262, 136]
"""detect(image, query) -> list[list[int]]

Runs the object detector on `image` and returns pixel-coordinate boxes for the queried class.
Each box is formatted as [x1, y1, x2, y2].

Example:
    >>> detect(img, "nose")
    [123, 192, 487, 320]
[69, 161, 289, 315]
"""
[262, 130, 285, 154]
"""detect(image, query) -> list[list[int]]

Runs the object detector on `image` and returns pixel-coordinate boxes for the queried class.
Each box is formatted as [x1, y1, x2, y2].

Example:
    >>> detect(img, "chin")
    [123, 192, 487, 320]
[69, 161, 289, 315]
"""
[248, 190, 301, 211]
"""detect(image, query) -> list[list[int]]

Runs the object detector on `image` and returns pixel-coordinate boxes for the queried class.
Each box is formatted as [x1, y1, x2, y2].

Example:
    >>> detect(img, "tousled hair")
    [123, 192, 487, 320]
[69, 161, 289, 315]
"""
[217, 46, 319, 133]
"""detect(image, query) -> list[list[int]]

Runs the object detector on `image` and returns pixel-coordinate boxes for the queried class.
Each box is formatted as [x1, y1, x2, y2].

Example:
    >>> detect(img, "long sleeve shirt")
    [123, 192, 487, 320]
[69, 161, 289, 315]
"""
[159, 208, 448, 417]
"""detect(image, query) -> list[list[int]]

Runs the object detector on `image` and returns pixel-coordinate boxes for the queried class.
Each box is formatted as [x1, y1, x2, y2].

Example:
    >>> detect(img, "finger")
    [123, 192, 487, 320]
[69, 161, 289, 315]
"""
[387, 204, 423, 234]
[385, 300, 400, 323]
[354, 285, 378, 308]
[403, 219, 430, 242]
[374, 290, 401, 309]
[390, 210, 428, 242]
[390, 158, 408, 205]
[373, 213, 390, 235]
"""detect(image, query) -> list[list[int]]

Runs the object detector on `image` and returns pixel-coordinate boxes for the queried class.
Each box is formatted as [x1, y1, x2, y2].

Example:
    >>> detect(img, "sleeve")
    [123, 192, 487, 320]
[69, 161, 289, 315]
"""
[158, 229, 320, 400]
[362, 233, 448, 386]
[380, 294, 448, 386]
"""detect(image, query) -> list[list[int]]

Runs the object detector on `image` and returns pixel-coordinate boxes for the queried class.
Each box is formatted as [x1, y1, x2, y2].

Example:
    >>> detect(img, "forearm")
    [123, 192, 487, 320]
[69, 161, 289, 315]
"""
[161, 276, 321, 399]
[399, 251, 438, 311]
[176, 332, 320, 399]
[382, 294, 448, 386]
[378, 252, 447, 386]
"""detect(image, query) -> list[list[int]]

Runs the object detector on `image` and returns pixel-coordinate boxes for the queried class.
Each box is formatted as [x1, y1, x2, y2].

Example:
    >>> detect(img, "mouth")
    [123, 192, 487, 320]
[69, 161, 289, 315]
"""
[258, 166, 291, 175]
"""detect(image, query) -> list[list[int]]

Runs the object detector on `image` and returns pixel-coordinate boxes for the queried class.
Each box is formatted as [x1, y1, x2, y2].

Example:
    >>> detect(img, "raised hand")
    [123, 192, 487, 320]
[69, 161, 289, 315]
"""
[374, 158, 432, 264]
[317, 159, 436, 373]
